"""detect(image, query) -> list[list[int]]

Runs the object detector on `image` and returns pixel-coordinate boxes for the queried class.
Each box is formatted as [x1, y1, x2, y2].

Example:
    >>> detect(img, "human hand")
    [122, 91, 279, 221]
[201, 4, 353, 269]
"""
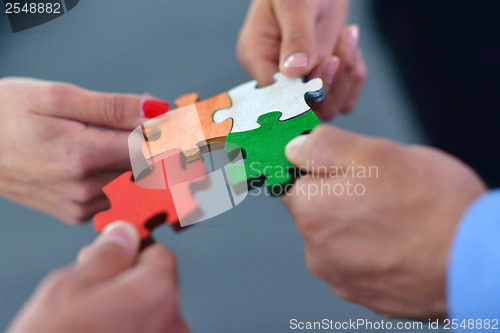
[7, 221, 190, 333]
[0, 78, 167, 223]
[237, 0, 366, 119]
[282, 125, 486, 319]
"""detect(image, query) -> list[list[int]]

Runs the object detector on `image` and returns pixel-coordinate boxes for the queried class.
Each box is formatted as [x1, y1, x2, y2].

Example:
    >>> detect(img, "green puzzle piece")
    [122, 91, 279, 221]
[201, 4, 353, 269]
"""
[225, 111, 320, 196]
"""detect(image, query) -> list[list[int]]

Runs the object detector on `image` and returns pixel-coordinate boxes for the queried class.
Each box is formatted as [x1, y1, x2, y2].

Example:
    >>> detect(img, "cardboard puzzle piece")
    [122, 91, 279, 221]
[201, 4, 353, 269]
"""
[150, 148, 211, 217]
[141, 92, 233, 162]
[225, 111, 319, 196]
[94, 149, 209, 246]
[93, 170, 177, 246]
[213, 73, 325, 133]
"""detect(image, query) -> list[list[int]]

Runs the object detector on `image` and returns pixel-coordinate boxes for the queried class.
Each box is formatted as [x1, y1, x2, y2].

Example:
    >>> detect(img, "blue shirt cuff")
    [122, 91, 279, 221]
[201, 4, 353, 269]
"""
[448, 189, 500, 324]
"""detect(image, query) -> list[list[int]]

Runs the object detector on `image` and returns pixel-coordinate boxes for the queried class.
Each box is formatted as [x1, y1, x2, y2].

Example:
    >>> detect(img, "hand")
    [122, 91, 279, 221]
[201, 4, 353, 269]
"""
[0, 78, 154, 223]
[237, 0, 366, 119]
[7, 221, 190, 333]
[282, 125, 486, 319]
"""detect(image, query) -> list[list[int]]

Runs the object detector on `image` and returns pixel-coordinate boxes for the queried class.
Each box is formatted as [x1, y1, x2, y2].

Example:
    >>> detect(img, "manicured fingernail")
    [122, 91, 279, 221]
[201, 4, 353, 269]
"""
[283, 52, 308, 69]
[286, 135, 307, 157]
[99, 221, 139, 250]
[325, 57, 340, 84]
[345, 25, 360, 49]
[140, 99, 170, 118]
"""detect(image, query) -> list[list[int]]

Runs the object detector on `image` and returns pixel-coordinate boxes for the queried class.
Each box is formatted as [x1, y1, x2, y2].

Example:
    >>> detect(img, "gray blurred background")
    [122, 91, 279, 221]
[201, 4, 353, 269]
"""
[0, 1, 441, 332]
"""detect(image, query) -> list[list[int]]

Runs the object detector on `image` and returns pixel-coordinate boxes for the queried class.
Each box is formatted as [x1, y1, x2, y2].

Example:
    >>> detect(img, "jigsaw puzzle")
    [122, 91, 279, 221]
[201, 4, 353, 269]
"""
[94, 149, 209, 246]
[95, 72, 326, 240]
[213, 72, 325, 133]
[224, 111, 320, 196]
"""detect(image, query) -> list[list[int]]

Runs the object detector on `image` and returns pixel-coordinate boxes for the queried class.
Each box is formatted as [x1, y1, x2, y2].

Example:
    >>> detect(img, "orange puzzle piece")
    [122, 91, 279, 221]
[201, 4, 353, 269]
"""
[141, 92, 233, 162]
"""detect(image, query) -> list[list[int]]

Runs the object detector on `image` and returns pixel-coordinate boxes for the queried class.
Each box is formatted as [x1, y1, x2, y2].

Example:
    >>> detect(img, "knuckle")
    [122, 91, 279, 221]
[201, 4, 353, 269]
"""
[102, 95, 126, 124]
[148, 245, 177, 273]
[285, 30, 311, 48]
[340, 102, 355, 114]
[71, 182, 98, 203]
[342, 57, 356, 74]
[46, 82, 78, 109]
[334, 285, 356, 303]
[355, 63, 368, 82]
[67, 203, 93, 224]
[236, 40, 249, 65]
[304, 248, 328, 281]
[295, 214, 317, 240]
[59, 151, 95, 180]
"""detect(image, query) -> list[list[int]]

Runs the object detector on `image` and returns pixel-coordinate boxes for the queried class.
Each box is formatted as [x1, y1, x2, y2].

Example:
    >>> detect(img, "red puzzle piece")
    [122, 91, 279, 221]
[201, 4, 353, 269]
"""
[94, 149, 209, 246]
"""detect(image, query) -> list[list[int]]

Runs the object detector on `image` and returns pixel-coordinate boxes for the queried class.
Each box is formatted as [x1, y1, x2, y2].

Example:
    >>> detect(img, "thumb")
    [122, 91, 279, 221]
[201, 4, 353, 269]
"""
[40, 83, 150, 130]
[285, 125, 363, 175]
[275, 0, 317, 77]
[73, 221, 140, 287]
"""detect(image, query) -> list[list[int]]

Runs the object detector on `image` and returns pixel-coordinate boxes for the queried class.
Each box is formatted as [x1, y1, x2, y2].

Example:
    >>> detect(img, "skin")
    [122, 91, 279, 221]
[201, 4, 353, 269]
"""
[0, 78, 149, 224]
[7, 221, 190, 333]
[282, 125, 486, 319]
[237, 0, 366, 119]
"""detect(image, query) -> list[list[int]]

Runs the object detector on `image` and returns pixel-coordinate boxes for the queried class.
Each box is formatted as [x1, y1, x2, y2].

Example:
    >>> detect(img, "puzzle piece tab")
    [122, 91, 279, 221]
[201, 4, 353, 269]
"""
[213, 73, 325, 133]
[141, 93, 232, 162]
[225, 111, 319, 196]
[94, 149, 209, 246]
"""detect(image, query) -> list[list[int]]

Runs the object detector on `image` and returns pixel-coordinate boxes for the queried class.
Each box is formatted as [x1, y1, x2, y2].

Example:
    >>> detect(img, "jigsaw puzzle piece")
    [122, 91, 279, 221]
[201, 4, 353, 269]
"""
[213, 72, 325, 133]
[150, 149, 211, 221]
[93, 170, 178, 246]
[141, 104, 206, 162]
[94, 149, 210, 246]
[224, 111, 319, 196]
[141, 92, 233, 162]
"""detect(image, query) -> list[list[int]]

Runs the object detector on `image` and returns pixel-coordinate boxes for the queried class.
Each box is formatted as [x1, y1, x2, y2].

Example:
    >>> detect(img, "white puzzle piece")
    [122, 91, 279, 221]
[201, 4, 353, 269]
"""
[213, 72, 325, 133]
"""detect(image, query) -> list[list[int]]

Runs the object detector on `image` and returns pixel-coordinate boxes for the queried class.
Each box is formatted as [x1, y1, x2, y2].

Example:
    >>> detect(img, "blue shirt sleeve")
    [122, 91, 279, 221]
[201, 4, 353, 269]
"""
[448, 189, 500, 328]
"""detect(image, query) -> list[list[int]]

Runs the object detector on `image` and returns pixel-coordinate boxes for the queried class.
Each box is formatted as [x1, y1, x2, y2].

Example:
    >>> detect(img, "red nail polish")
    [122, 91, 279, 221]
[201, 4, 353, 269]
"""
[141, 100, 170, 118]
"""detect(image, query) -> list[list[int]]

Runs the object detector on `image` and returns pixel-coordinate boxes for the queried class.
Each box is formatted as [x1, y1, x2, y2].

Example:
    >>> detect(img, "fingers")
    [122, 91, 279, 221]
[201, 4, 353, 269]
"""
[249, 60, 280, 88]
[343, 47, 367, 112]
[308, 56, 340, 119]
[36, 82, 148, 130]
[76, 128, 132, 174]
[236, 0, 281, 86]
[73, 221, 140, 286]
[285, 125, 365, 174]
[317, 25, 365, 119]
[274, 0, 317, 77]
[107, 244, 179, 306]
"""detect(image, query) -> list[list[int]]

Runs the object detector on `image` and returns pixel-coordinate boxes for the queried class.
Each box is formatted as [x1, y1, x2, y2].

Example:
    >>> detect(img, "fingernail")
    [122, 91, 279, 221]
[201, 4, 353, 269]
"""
[325, 57, 340, 84]
[99, 221, 140, 250]
[345, 25, 360, 49]
[285, 135, 307, 157]
[283, 52, 308, 69]
[140, 99, 170, 118]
